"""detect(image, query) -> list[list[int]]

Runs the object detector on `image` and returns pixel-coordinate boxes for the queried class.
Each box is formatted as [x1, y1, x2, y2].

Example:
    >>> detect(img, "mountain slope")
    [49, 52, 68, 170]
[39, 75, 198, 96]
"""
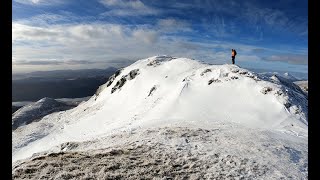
[12, 56, 308, 179]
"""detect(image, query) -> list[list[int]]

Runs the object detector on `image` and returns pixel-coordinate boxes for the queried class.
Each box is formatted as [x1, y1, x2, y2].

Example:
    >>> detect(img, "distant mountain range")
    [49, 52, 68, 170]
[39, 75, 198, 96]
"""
[247, 67, 308, 81]
[12, 97, 91, 114]
[12, 67, 118, 102]
[12, 67, 118, 80]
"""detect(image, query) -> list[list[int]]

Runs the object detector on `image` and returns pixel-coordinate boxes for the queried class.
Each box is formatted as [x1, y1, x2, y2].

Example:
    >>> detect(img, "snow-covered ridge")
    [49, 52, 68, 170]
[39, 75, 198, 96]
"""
[12, 97, 75, 130]
[12, 55, 308, 164]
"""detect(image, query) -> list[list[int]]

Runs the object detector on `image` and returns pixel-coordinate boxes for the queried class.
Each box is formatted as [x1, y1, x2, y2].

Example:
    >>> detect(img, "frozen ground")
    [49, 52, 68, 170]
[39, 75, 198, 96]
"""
[13, 126, 307, 179]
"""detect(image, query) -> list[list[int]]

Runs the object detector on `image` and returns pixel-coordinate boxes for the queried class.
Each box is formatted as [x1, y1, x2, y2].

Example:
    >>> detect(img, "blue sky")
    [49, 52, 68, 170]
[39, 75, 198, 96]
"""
[12, 0, 308, 77]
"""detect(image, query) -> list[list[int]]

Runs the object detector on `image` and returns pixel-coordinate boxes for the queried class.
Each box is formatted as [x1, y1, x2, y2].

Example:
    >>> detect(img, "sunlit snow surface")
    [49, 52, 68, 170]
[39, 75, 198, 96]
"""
[12, 56, 308, 179]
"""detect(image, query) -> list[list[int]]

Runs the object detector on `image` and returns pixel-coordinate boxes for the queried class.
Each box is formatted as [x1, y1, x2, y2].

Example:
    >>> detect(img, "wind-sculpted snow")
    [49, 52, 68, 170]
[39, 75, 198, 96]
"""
[12, 97, 75, 130]
[147, 55, 176, 67]
[12, 56, 308, 178]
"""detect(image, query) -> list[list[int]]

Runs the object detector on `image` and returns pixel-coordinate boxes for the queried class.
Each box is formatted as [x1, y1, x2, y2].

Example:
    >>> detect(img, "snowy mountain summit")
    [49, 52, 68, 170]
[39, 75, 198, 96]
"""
[13, 56, 308, 179]
[93, 55, 307, 131]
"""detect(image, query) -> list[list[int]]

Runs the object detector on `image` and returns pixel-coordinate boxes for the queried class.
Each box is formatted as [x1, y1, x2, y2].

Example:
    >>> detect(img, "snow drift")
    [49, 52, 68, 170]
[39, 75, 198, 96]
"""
[12, 56, 308, 179]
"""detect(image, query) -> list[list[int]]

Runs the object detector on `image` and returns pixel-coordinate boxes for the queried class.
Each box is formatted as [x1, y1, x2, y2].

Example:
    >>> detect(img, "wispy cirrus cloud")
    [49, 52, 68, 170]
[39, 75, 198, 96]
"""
[132, 29, 159, 44]
[157, 18, 192, 32]
[240, 2, 307, 37]
[251, 48, 266, 53]
[14, 13, 79, 26]
[101, 9, 159, 16]
[100, 0, 159, 16]
[100, 0, 147, 9]
[262, 54, 308, 65]
[157, 18, 189, 28]
[13, 23, 127, 43]
[165, 0, 307, 41]
[14, 0, 65, 6]
[12, 23, 61, 42]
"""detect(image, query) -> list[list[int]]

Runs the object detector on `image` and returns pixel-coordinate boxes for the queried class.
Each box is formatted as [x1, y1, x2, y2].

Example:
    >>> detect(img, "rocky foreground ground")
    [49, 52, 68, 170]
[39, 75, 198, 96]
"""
[12, 126, 307, 179]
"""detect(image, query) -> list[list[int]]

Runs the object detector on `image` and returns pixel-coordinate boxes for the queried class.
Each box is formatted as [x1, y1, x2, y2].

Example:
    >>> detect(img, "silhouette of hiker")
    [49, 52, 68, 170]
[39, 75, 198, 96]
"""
[231, 49, 237, 64]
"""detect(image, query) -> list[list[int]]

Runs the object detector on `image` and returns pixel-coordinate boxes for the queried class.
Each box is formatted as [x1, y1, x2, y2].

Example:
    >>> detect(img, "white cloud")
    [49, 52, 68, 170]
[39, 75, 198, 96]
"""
[67, 24, 122, 40]
[12, 23, 61, 42]
[13, 59, 97, 65]
[13, 23, 127, 43]
[14, 13, 71, 26]
[99, 0, 159, 16]
[102, 8, 158, 16]
[158, 19, 184, 27]
[132, 29, 158, 44]
[157, 18, 192, 32]
[12, 22, 161, 71]
[100, 0, 145, 9]
[99, 0, 118, 6]
[14, 0, 64, 5]
[13, 20, 306, 73]
[31, 0, 40, 3]
[263, 54, 308, 65]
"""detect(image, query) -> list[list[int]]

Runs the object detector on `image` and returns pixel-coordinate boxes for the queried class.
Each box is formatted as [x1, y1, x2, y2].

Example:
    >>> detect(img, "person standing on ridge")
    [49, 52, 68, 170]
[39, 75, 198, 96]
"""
[231, 49, 237, 64]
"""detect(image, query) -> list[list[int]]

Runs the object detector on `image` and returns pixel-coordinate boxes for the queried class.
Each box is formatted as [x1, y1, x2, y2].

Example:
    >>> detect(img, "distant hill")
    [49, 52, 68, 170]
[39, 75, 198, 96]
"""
[12, 67, 118, 80]
[12, 67, 118, 102]
[12, 97, 76, 130]
[12, 97, 91, 114]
